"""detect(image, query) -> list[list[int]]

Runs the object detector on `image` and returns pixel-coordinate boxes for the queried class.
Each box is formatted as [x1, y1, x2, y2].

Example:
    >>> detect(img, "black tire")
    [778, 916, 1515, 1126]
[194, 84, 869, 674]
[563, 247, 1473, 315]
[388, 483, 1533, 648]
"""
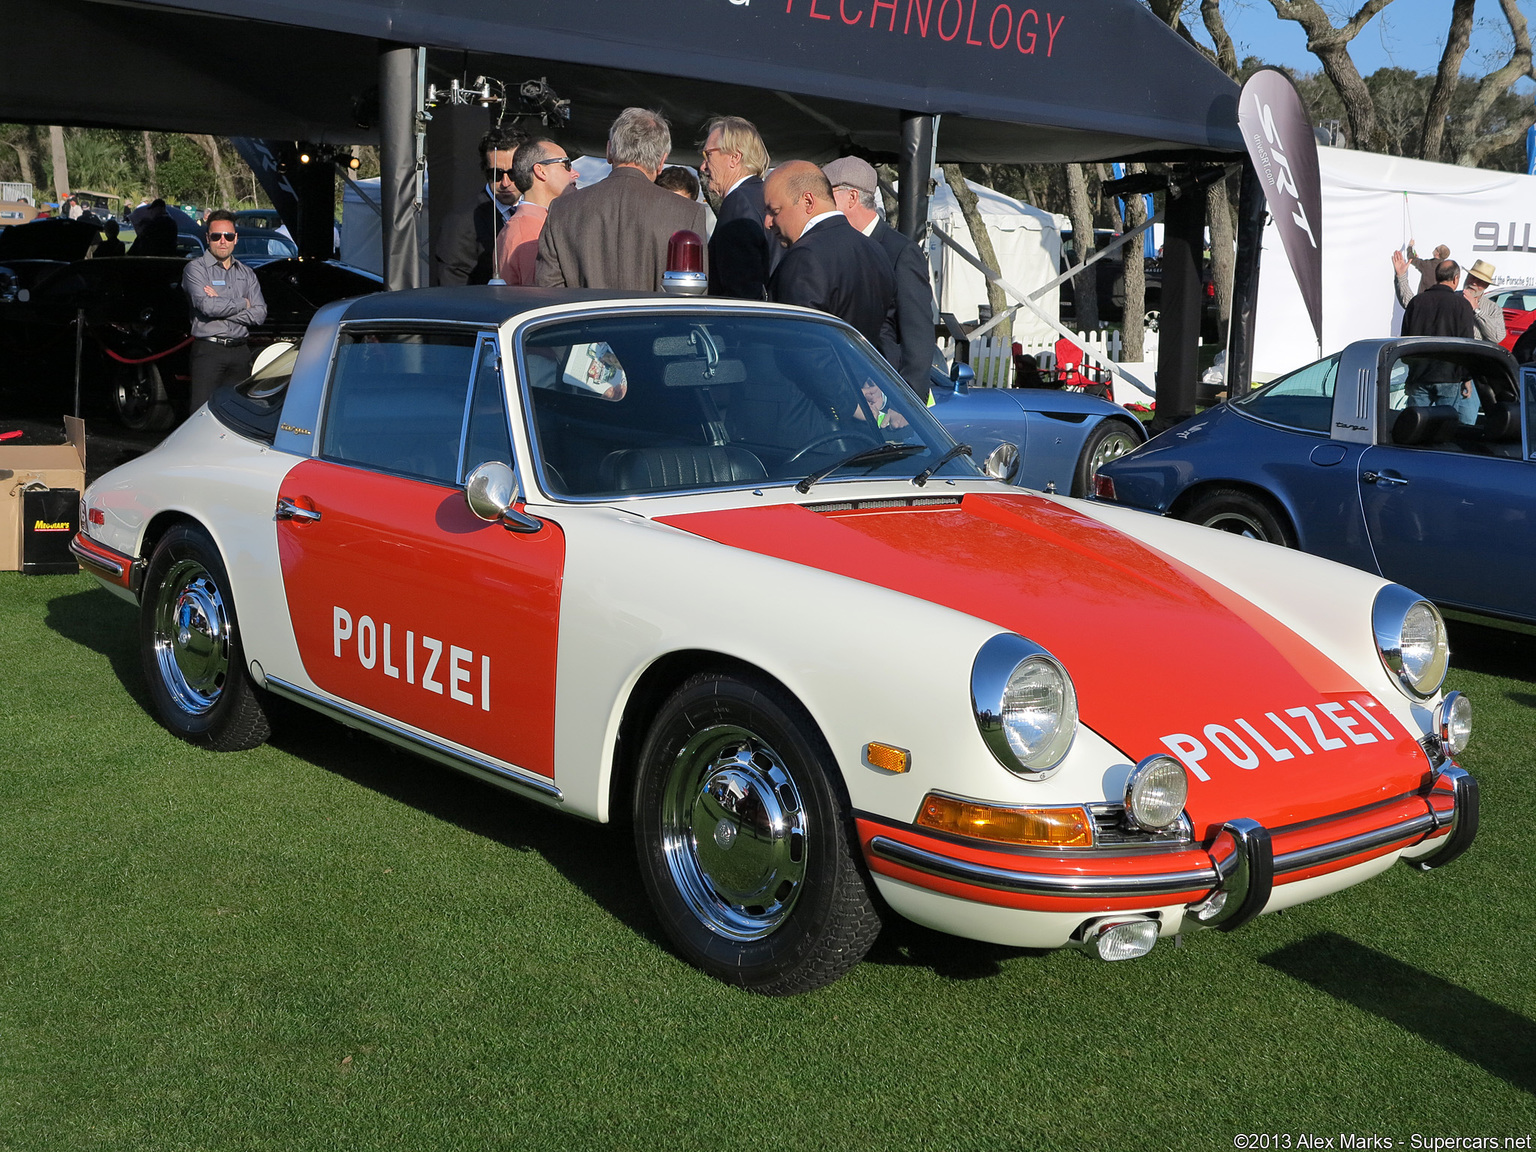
[633, 672, 881, 994]
[1181, 486, 1296, 548]
[1071, 420, 1143, 497]
[139, 523, 271, 751]
[113, 363, 175, 432]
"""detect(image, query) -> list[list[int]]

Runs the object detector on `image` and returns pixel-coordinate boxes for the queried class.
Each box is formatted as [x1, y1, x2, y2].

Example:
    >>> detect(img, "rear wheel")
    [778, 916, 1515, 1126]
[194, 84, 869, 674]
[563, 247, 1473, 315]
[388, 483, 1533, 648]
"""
[113, 363, 174, 431]
[1181, 487, 1295, 548]
[139, 523, 271, 750]
[1072, 420, 1142, 497]
[633, 672, 881, 994]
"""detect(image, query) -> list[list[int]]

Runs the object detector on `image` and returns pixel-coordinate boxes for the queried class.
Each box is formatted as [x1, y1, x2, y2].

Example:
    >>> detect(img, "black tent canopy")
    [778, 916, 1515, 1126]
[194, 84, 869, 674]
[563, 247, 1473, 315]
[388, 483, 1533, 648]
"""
[3, 0, 1239, 162]
[0, 0, 1252, 424]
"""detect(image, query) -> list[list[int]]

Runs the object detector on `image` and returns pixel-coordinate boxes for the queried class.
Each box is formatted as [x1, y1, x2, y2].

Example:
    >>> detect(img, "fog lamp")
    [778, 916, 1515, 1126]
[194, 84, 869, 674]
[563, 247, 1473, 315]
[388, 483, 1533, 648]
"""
[1124, 754, 1189, 831]
[1437, 691, 1471, 757]
[1084, 918, 1159, 961]
[917, 794, 1092, 847]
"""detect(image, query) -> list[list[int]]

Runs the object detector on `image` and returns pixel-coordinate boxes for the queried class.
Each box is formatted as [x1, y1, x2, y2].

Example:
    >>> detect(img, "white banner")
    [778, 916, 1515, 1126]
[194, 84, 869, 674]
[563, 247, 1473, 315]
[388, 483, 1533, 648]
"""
[1253, 147, 1536, 380]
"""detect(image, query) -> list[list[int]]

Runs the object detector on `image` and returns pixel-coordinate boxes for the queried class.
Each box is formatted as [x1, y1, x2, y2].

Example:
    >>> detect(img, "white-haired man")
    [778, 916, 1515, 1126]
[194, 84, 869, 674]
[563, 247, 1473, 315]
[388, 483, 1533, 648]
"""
[698, 115, 773, 300]
[536, 107, 707, 292]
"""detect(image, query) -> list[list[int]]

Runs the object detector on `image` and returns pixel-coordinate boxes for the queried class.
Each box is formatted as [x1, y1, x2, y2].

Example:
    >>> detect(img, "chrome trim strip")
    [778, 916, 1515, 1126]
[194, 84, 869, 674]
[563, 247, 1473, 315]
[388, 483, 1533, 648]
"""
[867, 835, 1218, 898]
[1273, 810, 1435, 875]
[1409, 766, 1478, 871]
[69, 535, 124, 577]
[263, 676, 563, 803]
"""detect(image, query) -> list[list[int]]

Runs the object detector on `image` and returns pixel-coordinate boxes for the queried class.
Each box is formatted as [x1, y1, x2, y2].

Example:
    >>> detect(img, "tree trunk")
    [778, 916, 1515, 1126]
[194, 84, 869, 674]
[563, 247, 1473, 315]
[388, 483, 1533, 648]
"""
[48, 125, 70, 202]
[191, 134, 237, 208]
[1453, 0, 1535, 167]
[1200, 0, 1240, 77]
[1420, 0, 1474, 162]
[1117, 165, 1148, 362]
[4, 136, 37, 187]
[1207, 172, 1234, 341]
[142, 131, 158, 198]
[1064, 163, 1099, 332]
[941, 164, 1011, 344]
[1263, 0, 1396, 152]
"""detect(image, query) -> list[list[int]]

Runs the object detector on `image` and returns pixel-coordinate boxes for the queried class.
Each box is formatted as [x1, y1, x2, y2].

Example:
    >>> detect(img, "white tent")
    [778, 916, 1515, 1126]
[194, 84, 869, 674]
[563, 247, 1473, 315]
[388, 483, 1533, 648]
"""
[927, 170, 1061, 344]
[341, 176, 429, 281]
[1253, 147, 1536, 381]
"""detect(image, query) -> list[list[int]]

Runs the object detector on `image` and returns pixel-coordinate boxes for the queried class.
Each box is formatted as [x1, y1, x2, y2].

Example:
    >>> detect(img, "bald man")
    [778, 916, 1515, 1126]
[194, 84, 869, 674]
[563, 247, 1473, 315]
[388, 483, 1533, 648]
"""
[763, 160, 895, 351]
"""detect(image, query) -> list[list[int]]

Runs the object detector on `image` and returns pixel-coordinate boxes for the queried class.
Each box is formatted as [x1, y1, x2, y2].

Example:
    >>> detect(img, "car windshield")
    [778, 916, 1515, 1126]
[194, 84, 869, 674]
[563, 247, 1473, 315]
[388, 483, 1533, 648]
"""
[1231, 353, 1341, 432]
[519, 312, 980, 498]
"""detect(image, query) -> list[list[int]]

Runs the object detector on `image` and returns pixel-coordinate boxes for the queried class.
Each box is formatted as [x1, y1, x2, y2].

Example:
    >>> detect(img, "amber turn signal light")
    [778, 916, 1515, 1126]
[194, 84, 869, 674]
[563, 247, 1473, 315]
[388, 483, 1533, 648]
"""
[864, 742, 911, 774]
[917, 793, 1093, 848]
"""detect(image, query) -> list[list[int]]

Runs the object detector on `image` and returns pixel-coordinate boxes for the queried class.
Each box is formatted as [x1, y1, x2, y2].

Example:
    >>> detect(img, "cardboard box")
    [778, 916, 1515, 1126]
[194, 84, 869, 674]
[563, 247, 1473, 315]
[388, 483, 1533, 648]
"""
[1, 416, 85, 572]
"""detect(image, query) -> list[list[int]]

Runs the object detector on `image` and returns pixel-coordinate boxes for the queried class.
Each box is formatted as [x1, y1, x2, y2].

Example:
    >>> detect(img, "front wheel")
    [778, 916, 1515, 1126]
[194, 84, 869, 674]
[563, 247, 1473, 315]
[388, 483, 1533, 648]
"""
[139, 523, 271, 750]
[633, 672, 881, 994]
[1072, 420, 1143, 497]
[1181, 487, 1295, 548]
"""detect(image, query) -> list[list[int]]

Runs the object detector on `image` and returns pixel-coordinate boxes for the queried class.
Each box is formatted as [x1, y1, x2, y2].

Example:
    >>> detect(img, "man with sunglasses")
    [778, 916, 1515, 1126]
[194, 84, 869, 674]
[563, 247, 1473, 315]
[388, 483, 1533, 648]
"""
[433, 127, 525, 286]
[182, 209, 266, 417]
[495, 137, 577, 286]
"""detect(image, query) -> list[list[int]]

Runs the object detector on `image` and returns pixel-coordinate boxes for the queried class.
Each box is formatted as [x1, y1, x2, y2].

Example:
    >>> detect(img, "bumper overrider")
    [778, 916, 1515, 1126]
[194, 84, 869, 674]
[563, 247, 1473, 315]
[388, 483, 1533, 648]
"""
[858, 765, 1477, 952]
[70, 532, 141, 595]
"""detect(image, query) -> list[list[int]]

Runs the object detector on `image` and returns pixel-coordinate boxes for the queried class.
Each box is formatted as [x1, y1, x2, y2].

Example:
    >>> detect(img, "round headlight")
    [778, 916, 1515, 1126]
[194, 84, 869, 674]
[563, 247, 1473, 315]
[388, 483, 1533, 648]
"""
[1438, 690, 1471, 757]
[1124, 754, 1189, 831]
[1372, 584, 1449, 699]
[972, 635, 1078, 778]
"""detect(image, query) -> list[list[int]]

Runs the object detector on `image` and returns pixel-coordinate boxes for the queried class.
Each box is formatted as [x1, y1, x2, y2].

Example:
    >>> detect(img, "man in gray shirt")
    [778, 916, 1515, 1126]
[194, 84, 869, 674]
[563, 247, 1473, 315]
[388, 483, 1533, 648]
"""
[183, 208, 267, 416]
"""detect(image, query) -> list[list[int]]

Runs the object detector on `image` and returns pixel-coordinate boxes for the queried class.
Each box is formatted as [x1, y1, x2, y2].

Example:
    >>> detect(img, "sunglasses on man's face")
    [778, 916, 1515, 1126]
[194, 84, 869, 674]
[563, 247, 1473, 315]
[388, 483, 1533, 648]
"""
[208, 231, 236, 242]
[487, 167, 516, 182]
[535, 156, 574, 171]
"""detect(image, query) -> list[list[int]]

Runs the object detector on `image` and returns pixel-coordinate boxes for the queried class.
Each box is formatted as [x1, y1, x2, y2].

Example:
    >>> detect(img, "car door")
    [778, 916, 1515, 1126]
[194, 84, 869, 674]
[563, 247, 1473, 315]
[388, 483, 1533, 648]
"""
[1358, 351, 1534, 621]
[275, 327, 565, 778]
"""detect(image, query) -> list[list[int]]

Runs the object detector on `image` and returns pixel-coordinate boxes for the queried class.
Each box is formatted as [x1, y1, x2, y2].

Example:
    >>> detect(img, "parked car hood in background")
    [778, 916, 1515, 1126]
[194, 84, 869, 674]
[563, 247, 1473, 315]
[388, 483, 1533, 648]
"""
[658, 491, 1426, 836]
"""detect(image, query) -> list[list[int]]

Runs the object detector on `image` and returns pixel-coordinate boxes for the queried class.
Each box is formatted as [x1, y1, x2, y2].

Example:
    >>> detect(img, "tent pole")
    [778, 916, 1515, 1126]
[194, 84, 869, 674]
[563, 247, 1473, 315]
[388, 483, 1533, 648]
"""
[897, 113, 935, 242]
[1150, 168, 1205, 435]
[1225, 156, 1264, 399]
[379, 41, 422, 290]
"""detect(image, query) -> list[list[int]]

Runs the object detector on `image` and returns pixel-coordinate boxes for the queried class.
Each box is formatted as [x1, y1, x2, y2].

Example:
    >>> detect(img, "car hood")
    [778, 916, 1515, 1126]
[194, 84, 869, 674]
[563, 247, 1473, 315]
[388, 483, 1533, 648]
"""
[658, 491, 1427, 835]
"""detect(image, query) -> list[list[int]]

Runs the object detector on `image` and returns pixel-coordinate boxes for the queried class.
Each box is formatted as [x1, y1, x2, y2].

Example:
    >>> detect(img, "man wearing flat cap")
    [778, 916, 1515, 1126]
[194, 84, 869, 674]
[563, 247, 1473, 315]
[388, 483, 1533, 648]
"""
[825, 156, 937, 402]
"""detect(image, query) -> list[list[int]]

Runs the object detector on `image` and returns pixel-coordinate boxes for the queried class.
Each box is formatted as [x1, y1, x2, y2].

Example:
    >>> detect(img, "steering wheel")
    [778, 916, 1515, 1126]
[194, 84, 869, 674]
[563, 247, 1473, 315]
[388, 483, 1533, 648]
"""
[781, 429, 881, 469]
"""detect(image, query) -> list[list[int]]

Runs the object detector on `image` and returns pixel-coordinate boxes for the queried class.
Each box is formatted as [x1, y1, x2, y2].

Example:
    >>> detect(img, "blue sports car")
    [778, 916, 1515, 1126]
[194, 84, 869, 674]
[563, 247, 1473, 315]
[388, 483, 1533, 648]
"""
[928, 363, 1146, 496]
[1094, 336, 1536, 629]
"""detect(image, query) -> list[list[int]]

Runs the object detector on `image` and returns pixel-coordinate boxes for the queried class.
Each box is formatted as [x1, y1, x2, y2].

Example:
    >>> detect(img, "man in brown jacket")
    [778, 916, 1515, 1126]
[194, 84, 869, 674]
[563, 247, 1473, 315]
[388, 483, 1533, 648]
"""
[535, 108, 707, 292]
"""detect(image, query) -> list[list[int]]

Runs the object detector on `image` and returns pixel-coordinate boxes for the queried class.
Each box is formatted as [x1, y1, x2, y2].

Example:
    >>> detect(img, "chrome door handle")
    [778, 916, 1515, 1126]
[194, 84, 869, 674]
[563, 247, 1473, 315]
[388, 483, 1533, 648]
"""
[1362, 471, 1408, 487]
[275, 497, 322, 522]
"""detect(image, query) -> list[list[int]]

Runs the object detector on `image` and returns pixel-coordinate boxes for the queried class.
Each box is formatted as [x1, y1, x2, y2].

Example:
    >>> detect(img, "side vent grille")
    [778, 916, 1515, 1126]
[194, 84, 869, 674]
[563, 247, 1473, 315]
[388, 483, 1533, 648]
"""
[811, 496, 962, 513]
[1356, 369, 1372, 422]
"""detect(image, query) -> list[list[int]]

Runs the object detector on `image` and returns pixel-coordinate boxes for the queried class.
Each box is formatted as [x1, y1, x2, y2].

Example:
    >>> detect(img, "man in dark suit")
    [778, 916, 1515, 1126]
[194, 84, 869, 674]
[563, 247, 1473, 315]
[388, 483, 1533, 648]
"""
[824, 156, 936, 401]
[433, 127, 524, 286]
[764, 161, 894, 351]
[536, 108, 707, 293]
[698, 116, 773, 300]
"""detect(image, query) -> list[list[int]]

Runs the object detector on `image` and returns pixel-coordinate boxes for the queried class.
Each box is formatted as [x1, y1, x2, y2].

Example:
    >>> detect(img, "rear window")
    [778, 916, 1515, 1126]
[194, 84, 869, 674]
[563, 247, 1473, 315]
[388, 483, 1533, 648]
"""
[209, 343, 300, 444]
[1232, 353, 1340, 433]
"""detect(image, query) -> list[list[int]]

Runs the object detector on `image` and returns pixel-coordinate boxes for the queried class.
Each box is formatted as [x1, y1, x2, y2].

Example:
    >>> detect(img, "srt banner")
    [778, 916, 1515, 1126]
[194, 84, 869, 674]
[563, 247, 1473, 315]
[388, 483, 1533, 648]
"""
[231, 138, 300, 228]
[1239, 69, 1322, 346]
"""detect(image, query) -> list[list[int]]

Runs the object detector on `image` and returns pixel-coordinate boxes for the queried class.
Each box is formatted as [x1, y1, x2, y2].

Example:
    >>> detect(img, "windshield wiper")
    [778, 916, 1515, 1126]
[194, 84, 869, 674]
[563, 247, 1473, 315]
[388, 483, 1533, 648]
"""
[795, 441, 928, 494]
[912, 442, 972, 487]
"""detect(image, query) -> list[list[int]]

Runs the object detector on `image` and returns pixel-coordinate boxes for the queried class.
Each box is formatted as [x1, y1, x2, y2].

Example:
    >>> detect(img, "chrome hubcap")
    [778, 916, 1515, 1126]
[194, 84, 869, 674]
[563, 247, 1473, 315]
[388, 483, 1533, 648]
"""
[1089, 430, 1138, 476]
[660, 724, 808, 941]
[152, 558, 231, 715]
[1202, 512, 1269, 540]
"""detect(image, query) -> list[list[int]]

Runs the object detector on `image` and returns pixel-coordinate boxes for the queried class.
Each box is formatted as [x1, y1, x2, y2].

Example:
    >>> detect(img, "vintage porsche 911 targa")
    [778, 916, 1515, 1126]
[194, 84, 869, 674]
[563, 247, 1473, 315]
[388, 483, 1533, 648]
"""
[72, 288, 1477, 994]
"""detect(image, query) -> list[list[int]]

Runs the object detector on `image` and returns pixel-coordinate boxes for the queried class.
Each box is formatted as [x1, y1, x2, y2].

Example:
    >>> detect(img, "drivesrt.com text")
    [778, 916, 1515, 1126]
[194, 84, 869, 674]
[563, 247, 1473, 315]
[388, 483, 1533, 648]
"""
[1232, 1136, 1532, 1149]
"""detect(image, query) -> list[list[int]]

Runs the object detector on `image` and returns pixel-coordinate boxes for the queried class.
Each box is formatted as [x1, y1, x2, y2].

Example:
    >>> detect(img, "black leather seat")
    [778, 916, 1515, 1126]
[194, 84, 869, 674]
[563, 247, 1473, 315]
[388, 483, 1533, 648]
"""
[1392, 405, 1460, 447]
[602, 446, 768, 492]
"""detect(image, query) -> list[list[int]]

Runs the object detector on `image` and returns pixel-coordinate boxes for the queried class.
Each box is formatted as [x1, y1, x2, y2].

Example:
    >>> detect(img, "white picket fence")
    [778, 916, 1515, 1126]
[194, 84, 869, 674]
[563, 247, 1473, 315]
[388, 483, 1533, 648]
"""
[945, 328, 1160, 389]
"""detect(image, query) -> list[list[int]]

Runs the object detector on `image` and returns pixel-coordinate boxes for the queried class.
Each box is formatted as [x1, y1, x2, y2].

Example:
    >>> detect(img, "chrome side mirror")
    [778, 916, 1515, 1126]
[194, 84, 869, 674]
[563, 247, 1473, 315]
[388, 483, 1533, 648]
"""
[983, 442, 1020, 482]
[464, 461, 542, 533]
[950, 361, 975, 393]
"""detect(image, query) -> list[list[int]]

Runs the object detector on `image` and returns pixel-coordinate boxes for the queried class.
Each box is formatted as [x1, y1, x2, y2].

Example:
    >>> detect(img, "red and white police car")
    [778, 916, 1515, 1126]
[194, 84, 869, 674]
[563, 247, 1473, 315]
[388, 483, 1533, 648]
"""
[72, 288, 1477, 993]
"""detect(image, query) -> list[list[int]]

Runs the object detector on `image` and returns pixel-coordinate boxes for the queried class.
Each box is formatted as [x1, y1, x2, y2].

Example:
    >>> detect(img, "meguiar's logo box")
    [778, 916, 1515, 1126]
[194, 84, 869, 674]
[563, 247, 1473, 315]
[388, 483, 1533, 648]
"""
[1, 417, 85, 573]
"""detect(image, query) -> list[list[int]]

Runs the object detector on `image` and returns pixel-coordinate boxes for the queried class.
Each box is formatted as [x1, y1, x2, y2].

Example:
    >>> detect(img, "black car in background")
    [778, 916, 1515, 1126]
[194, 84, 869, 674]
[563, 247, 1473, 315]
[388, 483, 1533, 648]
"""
[0, 255, 380, 430]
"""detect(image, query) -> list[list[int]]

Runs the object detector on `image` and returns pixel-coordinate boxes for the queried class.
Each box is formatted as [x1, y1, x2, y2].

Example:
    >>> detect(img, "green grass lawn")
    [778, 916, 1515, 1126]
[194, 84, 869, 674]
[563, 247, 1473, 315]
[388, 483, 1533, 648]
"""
[2, 572, 1533, 1150]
